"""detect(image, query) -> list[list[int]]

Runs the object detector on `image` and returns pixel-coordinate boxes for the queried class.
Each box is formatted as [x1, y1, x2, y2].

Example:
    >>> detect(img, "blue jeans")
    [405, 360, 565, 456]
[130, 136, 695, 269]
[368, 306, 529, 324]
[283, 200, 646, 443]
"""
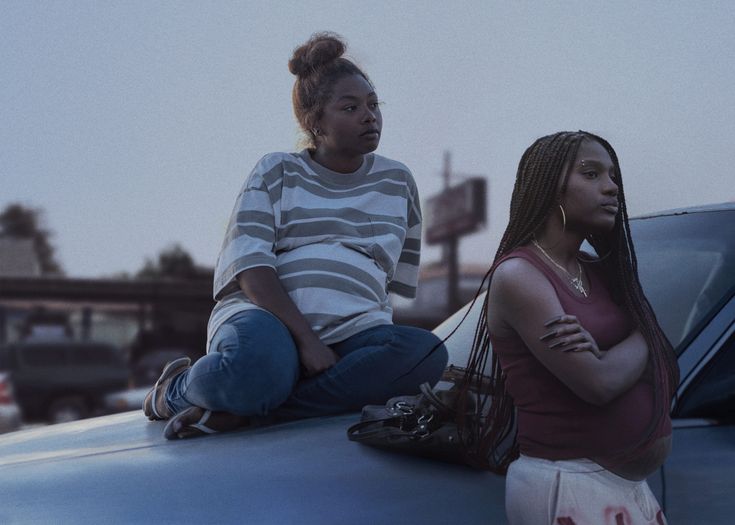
[165, 309, 448, 419]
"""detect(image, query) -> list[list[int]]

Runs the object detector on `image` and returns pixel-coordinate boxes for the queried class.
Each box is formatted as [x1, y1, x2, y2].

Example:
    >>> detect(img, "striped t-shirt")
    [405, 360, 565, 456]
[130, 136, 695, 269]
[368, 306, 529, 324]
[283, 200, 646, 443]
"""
[206, 149, 422, 351]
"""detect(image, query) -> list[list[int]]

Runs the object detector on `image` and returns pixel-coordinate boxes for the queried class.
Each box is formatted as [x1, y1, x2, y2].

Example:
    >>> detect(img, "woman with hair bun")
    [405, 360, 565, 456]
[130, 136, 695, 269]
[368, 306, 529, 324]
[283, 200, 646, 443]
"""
[143, 32, 448, 438]
[457, 131, 678, 524]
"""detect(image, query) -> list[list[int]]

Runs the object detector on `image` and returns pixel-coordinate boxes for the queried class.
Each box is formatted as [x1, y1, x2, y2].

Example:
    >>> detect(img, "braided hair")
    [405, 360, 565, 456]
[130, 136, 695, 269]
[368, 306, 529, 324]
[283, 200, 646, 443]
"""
[457, 131, 680, 472]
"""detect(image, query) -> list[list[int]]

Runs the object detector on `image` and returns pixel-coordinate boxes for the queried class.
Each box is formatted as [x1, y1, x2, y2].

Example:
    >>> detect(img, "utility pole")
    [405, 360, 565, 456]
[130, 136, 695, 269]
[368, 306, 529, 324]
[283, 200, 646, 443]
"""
[442, 151, 461, 314]
[424, 151, 487, 317]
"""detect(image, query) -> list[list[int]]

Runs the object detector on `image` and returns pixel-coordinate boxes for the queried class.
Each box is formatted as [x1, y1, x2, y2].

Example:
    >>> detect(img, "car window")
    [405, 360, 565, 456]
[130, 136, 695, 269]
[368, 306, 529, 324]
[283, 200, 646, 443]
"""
[18, 345, 67, 367]
[631, 210, 735, 353]
[676, 332, 735, 419]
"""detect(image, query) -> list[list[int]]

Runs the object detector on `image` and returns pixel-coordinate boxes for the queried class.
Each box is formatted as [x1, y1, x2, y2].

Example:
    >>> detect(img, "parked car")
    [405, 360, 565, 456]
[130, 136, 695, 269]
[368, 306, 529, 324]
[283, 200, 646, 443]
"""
[0, 203, 732, 524]
[103, 385, 149, 414]
[131, 348, 193, 387]
[0, 340, 129, 423]
[0, 372, 21, 434]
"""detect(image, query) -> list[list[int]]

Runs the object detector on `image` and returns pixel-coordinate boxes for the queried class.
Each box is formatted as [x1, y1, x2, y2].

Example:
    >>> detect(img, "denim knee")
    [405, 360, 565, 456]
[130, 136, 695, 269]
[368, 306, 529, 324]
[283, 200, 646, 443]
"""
[347, 324, 447, 385]
[415, 335, 448, 384]
[206, 310, 299, 415]
[393, 326, 448, 386]
[400, 326, 447, 362]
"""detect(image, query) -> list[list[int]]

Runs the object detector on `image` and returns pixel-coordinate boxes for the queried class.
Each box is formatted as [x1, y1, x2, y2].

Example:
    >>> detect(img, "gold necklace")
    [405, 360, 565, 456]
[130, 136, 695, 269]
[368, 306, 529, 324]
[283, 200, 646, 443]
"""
[531, 239, 588, 297]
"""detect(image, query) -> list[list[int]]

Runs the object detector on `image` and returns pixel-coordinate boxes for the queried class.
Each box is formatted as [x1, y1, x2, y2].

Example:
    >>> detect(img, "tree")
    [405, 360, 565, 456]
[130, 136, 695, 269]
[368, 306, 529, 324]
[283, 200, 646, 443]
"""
[0, 203, 63, 275]
[137, 243, 202, 280]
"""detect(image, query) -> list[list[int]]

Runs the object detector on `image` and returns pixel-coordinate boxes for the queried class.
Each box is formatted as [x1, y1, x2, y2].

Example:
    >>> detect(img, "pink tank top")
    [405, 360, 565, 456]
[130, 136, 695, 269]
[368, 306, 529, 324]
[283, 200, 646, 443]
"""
[490, 246, 671, 461]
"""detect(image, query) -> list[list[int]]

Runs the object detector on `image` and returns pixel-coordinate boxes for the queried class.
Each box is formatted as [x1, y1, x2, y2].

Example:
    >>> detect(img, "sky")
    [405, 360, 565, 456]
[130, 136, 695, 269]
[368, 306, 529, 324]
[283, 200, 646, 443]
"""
[2, 1, 734, 278]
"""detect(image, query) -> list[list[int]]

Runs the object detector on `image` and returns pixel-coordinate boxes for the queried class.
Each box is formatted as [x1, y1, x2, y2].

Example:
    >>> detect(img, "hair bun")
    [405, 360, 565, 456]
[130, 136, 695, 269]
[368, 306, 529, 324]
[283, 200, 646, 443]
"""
[289, 32, 346, 76]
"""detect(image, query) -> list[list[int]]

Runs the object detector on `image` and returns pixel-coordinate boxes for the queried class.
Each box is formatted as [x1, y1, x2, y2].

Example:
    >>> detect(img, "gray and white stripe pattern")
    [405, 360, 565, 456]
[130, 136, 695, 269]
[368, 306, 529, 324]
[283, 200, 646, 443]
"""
[207, 150, 422, 350]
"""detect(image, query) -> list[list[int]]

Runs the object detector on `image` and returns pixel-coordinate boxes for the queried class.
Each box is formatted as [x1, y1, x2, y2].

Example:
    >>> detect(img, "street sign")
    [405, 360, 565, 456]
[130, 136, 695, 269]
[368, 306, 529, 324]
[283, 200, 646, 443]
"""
[424, 177, 487, 245]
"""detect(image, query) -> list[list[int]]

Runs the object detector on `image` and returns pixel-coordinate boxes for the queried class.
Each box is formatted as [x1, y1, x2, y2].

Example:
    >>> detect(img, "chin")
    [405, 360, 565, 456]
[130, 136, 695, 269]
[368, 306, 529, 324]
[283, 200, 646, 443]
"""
[362, 141, 380, 153]
[589, 219, 617, 235]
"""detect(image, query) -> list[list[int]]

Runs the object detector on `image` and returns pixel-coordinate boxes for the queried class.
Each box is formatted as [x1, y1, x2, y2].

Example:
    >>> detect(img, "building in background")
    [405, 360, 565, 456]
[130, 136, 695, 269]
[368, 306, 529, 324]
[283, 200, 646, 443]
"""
[0, 238, 41, 278]
[0, 275, 213, 386]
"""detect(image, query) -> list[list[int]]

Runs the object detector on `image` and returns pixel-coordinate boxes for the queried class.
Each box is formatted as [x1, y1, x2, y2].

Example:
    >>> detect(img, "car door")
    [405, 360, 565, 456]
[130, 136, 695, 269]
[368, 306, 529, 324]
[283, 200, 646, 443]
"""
[648, 295, 735, 523]
[12, 343, 69, 417]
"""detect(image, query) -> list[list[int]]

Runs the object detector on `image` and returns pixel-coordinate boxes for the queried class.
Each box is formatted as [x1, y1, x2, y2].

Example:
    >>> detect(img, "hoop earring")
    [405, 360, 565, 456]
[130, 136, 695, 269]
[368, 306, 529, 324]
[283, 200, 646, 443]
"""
[531, 203, 568, 249]
[558, 204, 567, 233]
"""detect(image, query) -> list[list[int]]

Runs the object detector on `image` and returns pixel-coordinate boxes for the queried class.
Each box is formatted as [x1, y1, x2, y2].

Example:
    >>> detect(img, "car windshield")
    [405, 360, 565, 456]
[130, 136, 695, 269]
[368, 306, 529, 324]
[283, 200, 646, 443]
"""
[631, 209, 735, 353]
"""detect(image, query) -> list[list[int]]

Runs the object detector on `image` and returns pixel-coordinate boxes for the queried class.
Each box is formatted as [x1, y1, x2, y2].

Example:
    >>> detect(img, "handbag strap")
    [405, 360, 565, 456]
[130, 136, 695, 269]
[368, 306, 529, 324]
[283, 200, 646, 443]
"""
[347, 417, 407, 441]
[419, 382, 455, 416]
[442, 364, 494, 393]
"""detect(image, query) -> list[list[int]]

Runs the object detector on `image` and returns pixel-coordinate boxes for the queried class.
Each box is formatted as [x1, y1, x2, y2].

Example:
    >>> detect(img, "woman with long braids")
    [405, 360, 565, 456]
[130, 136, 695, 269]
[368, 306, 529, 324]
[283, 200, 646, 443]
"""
[458, 131, 679, 524]
[143, 32, 447, 438]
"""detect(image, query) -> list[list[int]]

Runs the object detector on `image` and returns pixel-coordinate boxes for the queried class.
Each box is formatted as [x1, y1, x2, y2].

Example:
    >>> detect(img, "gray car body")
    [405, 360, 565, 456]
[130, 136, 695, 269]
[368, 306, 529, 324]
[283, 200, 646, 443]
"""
[0, 372, 21, 435]
[0, 405, 21, 435]
[0, 204, 733, 524]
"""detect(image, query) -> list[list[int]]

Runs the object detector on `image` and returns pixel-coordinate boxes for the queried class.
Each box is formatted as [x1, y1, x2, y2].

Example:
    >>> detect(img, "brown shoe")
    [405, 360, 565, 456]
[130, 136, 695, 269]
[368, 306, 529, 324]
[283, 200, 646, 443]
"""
[143, 357, 191, 420]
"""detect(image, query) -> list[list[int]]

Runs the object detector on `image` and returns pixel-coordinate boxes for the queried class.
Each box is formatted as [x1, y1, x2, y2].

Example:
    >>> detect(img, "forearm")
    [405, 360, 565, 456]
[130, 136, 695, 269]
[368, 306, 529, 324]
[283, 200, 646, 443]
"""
[493, 258, 650, 406]
[593, 329, 649, 402]
[532, 318, 649, 405]
[237, 267, 319, 347]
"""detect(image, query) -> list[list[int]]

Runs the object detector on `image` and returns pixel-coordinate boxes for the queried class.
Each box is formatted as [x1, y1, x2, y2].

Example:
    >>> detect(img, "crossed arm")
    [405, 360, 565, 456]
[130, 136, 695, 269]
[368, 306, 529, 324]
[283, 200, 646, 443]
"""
[488, 257, 649, 406]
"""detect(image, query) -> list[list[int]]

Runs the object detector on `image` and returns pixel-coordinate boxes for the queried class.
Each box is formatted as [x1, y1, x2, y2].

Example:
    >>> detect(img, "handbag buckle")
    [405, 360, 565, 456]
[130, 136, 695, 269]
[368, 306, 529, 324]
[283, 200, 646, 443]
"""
[410, 412, 434, 438]
[392, 401, 414, 415]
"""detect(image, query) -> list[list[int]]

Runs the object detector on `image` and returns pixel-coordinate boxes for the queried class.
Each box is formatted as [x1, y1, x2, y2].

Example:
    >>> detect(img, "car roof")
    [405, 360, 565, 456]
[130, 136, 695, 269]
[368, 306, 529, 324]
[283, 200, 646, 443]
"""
[0, 411, 504, 524]
[632, 201, 735, 219]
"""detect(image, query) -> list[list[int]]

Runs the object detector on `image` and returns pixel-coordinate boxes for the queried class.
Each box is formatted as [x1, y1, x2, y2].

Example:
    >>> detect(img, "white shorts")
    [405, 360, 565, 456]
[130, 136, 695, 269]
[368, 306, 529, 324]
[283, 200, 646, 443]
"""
[505, 455, 666, 525]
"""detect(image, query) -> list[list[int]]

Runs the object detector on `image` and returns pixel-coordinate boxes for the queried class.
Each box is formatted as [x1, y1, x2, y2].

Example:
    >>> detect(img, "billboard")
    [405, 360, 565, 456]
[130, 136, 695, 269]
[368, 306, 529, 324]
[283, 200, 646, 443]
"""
[424, 177, 487, 245]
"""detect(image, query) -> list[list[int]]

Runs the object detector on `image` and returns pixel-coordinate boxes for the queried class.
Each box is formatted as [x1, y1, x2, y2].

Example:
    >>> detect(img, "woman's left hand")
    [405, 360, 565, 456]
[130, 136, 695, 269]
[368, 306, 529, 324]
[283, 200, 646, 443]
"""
[539, 314, 603, 359]
[298, 338, 340, 377]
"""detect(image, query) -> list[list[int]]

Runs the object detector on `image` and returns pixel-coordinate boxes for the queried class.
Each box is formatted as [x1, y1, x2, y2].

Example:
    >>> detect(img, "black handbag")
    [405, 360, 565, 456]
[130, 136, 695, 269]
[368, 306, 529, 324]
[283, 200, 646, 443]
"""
[346, 373, 477, 465]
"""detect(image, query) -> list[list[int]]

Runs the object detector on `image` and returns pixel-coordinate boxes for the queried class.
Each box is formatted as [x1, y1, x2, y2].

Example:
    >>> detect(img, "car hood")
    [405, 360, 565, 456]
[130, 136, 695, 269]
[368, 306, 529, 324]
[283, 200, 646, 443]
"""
[0, 411, 504, 524]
